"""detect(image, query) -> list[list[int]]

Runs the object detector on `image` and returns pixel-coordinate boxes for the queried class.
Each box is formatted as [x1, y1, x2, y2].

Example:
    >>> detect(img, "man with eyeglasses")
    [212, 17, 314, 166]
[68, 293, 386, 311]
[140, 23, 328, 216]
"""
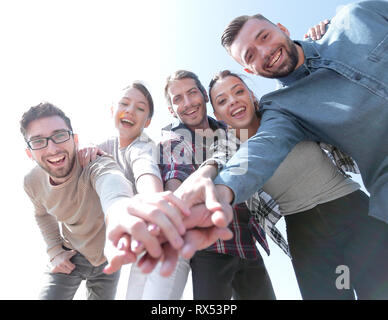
[20, 101, 141, 299]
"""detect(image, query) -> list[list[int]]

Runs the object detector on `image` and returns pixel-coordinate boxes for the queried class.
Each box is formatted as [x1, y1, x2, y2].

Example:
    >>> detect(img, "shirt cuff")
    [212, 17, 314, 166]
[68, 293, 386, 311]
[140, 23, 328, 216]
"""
[199, 158, 224, 173]
[163, 170, 190, 183]
[48, 244, 66, 262]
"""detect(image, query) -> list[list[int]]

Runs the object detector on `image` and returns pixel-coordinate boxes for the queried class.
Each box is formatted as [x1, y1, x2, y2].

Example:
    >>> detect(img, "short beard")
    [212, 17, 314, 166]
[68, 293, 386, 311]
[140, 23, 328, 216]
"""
[41, 152, 76, 180]
[263, 38, 299, 79]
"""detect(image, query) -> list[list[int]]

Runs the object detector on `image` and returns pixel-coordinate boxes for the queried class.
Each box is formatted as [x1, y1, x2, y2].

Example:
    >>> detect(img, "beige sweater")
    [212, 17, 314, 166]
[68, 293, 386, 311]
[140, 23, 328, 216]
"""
[24, 155, 133, 266]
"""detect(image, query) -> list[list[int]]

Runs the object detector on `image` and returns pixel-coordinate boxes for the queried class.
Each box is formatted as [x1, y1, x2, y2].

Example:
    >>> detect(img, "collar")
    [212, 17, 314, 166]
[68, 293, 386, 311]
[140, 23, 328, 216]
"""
[162, 116, 226, 133]
[276, 40, 321, 87]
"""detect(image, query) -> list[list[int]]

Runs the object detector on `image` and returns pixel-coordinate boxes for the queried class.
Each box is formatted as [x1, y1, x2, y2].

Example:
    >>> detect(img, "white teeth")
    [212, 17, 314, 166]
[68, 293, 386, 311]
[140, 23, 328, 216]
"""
[185, 108, 197, 115]
[269, 50, 281, 67]
[48, 155, 65, 163]
[121, 118, 134, 125]
[231, 107, 245, 116]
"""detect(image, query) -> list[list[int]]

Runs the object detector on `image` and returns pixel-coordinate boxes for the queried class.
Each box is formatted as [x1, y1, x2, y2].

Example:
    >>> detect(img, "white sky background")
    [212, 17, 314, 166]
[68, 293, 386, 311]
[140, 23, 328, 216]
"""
[0, 0, 364, 299]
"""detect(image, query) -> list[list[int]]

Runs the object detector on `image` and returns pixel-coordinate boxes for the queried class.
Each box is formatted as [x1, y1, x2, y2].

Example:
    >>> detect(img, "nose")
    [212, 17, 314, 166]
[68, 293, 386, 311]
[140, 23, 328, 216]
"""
[259, 46, 272, 65]
[182, 94, 192, 109]
[123, 102, 136, 114]
[46, 138, 62, 153]
[228, 95, 237, 108]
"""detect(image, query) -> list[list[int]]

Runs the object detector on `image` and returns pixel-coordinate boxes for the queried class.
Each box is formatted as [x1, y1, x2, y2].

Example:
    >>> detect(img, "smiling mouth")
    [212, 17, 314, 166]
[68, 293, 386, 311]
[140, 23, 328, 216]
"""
[120, 118, 135, 126]
[267, 48, 282, 68]
[47, 155, 66, 165]
[231, 107, 246, 117]
[184, 106, 199, 116]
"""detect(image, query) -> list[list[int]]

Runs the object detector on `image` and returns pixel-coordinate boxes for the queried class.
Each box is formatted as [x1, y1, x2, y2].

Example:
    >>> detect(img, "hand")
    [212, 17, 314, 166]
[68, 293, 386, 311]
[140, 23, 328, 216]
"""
[304, 19, 330, 40]
[103, 234, 137, 274]
[78, 146, 107, 167]
[135, 186, 234, 277]
[174, 175, 234, 228]
[104, 225, 161, 274]
[137, 226, 233, 277]
[105, 201, 234, 276]
[104, 192, 190, 269]
[50, 250, 77, 274]
[180, 226, 233, 260]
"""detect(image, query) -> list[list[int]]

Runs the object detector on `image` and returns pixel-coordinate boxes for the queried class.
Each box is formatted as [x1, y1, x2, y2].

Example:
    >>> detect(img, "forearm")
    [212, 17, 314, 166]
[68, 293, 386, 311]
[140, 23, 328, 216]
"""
[95, 173, 134, 215]
[215, 111, 306, 204]
[35, 214, 65, 260]
[136, 174, 163, 193]
[165, 178, 182, 192]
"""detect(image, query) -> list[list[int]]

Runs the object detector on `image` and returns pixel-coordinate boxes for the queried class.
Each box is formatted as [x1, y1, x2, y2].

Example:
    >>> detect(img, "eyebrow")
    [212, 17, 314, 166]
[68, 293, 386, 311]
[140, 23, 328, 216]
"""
[214, 83, 242, 100]
[172, 86, 198, 101]
[29, 129, 68, 140]
[120, 97, 147, 106]
[187, 87, 198, 93]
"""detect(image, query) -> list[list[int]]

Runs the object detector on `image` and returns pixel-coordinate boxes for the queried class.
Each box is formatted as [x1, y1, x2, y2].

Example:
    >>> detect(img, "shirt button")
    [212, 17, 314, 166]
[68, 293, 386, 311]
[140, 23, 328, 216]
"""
[354, 73, 362, 81]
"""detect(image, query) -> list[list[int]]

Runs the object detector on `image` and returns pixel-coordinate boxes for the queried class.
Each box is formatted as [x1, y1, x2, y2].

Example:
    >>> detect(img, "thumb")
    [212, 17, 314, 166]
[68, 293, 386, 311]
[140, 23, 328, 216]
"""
[203, 182, 223, 213]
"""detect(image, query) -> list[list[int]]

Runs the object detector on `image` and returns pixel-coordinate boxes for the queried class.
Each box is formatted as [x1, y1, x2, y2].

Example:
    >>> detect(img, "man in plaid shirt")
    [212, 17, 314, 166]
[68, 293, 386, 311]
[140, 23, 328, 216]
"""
[159, 70, 275, 300]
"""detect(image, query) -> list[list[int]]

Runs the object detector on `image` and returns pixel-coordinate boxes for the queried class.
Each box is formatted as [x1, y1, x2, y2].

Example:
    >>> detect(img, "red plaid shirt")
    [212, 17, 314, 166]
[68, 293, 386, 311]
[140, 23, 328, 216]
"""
[159, 117, 269, 259]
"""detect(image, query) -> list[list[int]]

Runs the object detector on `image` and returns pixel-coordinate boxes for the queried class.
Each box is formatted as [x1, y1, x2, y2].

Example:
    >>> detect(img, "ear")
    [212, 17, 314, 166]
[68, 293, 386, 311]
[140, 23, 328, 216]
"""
[243, 68, 254, 74]
[73, 133, 79, 148]
[248, 90, 258, 108]
[277, 23, 290, 37]
[144, 117, 151, 128]
[25, 148, 33, 160]
[168, 105, 177, 118]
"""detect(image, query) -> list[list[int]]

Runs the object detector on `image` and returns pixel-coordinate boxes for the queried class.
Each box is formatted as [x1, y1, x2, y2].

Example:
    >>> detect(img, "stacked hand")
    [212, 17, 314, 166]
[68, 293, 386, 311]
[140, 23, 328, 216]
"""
[103, 173, 234, 276]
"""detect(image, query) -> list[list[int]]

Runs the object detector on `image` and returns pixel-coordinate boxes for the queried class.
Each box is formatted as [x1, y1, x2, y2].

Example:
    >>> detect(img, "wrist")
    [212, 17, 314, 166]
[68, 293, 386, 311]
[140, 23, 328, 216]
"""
[200, 164, 218, 180]
[48, 245, 66, 262]
[215, 184, 234, 204]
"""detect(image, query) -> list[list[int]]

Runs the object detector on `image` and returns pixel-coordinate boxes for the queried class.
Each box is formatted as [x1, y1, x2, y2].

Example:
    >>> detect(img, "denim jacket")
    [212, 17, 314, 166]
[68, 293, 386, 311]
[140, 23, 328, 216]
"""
[215, 1, 388, 222]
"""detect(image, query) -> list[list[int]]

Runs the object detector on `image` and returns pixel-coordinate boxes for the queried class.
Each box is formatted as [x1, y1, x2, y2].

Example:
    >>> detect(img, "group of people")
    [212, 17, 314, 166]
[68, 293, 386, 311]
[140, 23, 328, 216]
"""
[21, 0, 388, 300]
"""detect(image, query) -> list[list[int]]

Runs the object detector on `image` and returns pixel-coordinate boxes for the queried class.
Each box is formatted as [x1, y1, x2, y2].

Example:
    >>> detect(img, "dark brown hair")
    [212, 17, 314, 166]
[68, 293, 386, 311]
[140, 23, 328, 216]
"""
[221, 14, 273, 52]
[164, 70, 207, 106]
[123, 81, 154, 118]
[20, 102, 73, 139]
[208, 70, 260, 110]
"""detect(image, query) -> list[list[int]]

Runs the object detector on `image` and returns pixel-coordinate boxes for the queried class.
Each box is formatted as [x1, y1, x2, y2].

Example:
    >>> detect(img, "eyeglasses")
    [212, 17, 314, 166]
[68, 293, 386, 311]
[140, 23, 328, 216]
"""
[27, 130, 73, 150]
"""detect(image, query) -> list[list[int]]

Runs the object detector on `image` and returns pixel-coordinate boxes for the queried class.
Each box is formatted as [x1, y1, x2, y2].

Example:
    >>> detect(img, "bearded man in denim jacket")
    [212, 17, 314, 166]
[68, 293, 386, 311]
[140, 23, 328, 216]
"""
[217, 0, 388, 223]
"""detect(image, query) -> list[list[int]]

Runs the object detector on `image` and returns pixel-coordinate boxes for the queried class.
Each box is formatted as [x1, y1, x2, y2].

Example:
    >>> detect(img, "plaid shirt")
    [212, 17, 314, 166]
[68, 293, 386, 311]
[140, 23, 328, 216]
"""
[205, 129, 360, 257]
[159, 117, 270, 259]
